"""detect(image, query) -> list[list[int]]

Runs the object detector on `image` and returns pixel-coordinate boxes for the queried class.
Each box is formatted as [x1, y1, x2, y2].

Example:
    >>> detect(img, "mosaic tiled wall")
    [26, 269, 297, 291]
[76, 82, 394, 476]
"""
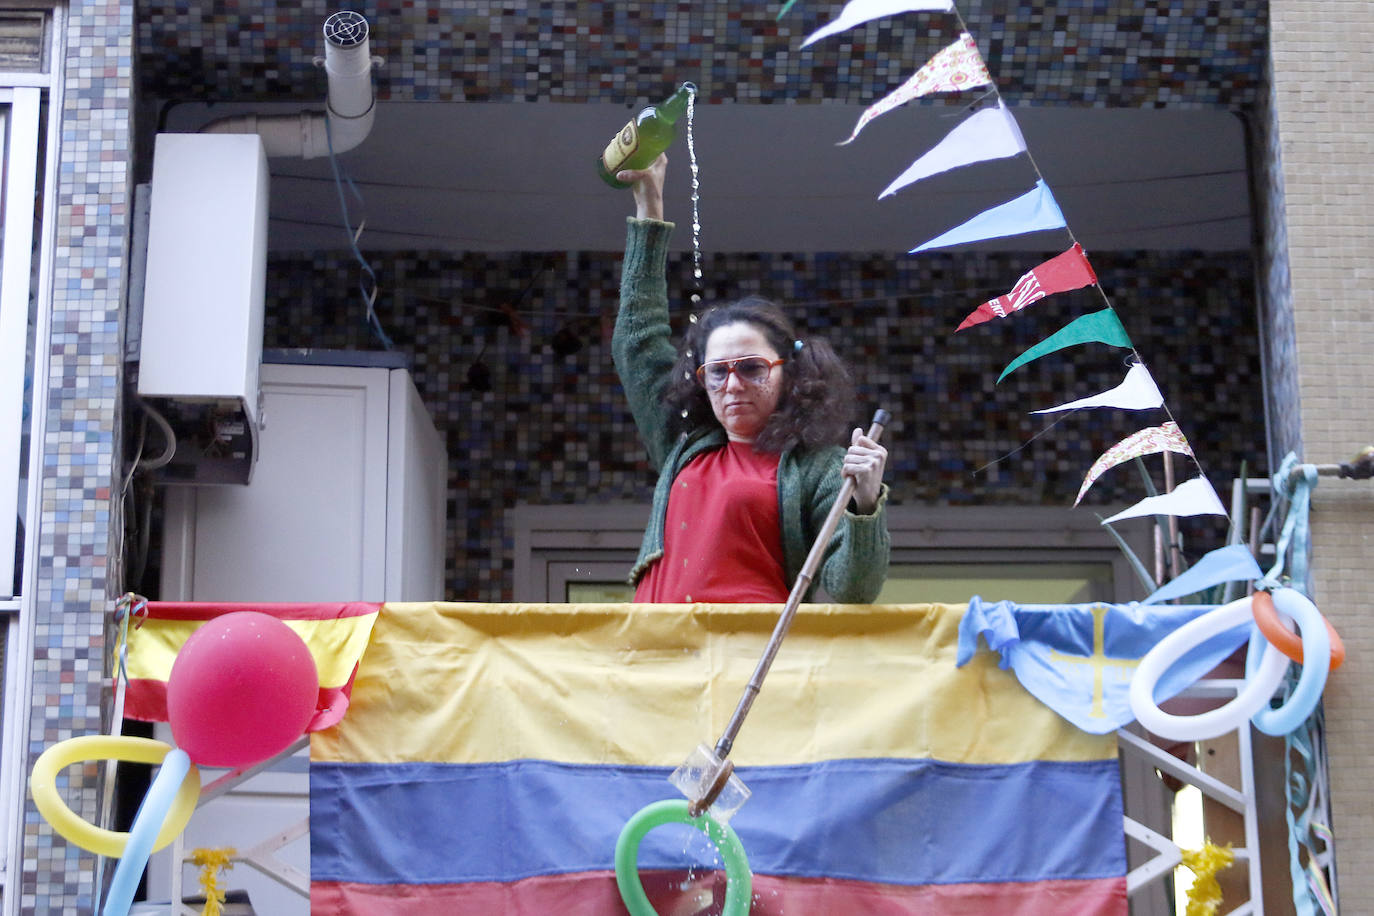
[136, 0, 1268, 109]
[21, 1, 135, 912]
[1254, 36, 1300, 464]
[262, 246, 1265, 601]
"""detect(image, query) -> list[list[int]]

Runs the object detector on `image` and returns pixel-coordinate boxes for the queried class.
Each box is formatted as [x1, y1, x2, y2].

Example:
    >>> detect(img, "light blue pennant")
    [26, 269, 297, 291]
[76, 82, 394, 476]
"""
[911, 179, 1066, 253]
[1142, 543, 1263, 605]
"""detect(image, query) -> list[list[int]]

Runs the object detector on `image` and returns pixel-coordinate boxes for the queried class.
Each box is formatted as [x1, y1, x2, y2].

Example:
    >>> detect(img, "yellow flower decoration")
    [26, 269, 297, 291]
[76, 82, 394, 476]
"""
[1181, 840, 1235, 916]
[190, 847, 236, 916]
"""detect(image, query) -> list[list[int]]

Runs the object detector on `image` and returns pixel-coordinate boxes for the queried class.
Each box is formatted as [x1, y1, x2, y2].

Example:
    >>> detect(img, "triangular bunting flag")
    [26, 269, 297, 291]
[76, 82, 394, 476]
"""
[880, 101, 1026, 199]
[802, 0, 954, 48]
[955, 243, 1098, 330]
[838, 33, 990, 146]
[1101, 477, 1228, 524]
[997, 309, 1131, 383]
[1141, 544, 1262, 605]
[912, 179, 1066, 253]
[1031, 362, 1163, 413]
[1075, 421, 1193, 506]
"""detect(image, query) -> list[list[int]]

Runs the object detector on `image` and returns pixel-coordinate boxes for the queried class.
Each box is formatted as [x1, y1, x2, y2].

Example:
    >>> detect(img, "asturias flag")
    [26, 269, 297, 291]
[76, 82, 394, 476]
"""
[958, 597, 1252, 734]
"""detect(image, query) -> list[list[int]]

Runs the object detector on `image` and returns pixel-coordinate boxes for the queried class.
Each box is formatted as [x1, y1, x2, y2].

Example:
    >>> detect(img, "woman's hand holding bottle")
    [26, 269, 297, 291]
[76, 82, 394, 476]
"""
[620, 153, 668, 222]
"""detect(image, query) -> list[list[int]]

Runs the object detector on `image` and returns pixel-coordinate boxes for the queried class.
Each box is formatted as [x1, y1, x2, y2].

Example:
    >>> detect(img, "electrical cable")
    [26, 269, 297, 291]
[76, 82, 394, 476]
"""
[120, 413, 145, 499]
[269, 206, 1248, 248]
[131, 476, 153, 592]
[267, 166, 1248, 198]
[117, 397, 175, 594]
[135, 398, 176, 472]
[324, 117, 394, 349]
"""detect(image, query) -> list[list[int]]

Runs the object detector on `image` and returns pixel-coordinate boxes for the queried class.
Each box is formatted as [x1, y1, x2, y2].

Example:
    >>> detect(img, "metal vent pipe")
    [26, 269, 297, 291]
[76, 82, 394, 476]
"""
[200, 11, 377, 159]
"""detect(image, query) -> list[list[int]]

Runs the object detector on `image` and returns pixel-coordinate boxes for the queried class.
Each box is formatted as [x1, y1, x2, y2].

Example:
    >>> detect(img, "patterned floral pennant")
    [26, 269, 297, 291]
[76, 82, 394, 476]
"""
[838, 33, 991, 145]
[1075, 421, 1193, 506]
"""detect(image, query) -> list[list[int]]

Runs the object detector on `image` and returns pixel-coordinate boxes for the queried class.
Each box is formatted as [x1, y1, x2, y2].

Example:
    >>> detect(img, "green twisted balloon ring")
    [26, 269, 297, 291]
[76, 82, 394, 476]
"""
[614, 799, 752, 916]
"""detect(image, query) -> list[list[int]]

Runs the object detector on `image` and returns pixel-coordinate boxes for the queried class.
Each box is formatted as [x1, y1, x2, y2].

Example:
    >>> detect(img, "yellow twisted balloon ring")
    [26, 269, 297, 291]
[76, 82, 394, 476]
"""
[30, 735, 201, 857]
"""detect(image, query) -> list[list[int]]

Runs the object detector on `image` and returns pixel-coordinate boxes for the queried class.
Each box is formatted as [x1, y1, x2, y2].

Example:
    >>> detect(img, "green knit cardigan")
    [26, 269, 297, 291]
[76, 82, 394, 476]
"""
[612, 217, 890, 603]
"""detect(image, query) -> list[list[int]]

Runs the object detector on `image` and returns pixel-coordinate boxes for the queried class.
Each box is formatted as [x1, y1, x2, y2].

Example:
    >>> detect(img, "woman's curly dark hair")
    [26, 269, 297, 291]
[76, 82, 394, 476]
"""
[664, 296, 857, 453]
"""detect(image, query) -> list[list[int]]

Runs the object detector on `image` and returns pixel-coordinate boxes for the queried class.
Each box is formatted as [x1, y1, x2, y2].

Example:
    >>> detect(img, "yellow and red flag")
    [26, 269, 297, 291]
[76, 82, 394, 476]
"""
[121, 601, 380, 733]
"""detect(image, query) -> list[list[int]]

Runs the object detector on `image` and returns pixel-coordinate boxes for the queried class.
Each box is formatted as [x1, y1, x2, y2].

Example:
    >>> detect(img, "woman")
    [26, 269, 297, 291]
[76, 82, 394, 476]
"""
[613, 154, 890, 603]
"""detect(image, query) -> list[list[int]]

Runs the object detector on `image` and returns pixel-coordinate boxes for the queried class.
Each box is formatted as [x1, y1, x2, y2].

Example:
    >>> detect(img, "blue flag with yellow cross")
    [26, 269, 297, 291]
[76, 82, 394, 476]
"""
[957, 597, 1252, 734]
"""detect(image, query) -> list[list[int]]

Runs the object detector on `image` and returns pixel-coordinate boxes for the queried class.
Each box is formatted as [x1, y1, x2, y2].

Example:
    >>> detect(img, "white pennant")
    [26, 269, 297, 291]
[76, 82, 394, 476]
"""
[802, 0, 955, 48]
[880, 101, 1026, 199]
[1031, 362, 1164, 414]
[1101, 477, 1228, 524]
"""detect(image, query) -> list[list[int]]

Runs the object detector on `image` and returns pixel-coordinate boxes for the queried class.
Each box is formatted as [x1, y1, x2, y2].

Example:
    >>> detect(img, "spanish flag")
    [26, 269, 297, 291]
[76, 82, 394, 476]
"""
[122, 601, 380, 733]
[310, 602, 1127, 913]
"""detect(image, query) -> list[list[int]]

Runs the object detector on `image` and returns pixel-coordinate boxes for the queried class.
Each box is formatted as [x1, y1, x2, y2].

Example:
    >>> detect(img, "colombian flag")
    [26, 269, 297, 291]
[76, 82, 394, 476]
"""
[310, 602, 1127, 914]
[122, 601, 380, 733]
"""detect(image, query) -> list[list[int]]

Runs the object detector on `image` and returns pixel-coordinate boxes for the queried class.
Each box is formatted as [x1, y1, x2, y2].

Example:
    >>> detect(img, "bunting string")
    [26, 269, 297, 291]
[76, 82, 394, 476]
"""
[969, 412, 1076, 475]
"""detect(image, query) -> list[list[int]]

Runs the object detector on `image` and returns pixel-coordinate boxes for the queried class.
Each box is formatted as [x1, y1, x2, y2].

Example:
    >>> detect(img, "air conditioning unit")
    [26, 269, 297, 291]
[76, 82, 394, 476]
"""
[136, 132, 269, 484]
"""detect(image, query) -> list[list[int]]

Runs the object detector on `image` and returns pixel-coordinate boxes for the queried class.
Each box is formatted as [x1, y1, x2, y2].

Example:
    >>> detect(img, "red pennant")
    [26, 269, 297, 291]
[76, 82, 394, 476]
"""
[955, 243, 1098, 332]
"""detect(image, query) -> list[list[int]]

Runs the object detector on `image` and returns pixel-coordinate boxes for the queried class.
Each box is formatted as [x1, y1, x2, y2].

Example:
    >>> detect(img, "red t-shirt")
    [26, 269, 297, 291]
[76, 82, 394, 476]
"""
[634, 442, 788, 603]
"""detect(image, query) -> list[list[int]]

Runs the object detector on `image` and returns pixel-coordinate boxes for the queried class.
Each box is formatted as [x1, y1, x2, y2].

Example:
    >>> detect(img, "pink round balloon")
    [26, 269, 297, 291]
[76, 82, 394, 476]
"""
[166, 611, 319, 768]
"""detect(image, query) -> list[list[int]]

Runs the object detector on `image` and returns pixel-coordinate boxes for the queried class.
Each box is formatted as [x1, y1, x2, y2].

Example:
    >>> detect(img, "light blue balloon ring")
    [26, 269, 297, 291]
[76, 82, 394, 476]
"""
[614, 799, 752, 916]
[1247, 588, 1331, 737]
[102, 748, 193, 916]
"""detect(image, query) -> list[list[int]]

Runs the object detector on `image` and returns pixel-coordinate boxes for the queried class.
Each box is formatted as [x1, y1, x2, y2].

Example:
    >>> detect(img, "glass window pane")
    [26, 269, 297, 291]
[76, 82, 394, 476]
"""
[876, 561, 1115, 605]
[0, 13, 45, 72]
[566, 581, 634, 603]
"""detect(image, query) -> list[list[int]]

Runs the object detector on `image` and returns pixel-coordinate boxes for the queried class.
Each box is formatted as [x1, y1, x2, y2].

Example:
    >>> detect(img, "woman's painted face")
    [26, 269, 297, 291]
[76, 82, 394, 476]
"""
[701, 322, 783, 443]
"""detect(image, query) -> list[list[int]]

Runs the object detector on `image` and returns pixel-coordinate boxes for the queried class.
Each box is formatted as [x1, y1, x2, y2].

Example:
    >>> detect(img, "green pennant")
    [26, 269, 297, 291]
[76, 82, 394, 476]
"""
[997, 308, 1132, 383]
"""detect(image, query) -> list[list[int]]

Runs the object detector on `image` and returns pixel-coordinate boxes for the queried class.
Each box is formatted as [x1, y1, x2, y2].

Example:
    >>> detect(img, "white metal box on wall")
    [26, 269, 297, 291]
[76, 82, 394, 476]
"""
[137, 133, 269, 484]
[148, 359, 447, 915]
[160, 360, 448, 602]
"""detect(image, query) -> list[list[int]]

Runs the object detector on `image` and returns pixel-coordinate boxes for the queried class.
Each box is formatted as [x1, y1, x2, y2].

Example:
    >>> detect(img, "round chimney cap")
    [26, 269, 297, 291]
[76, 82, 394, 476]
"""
[323, 11, 369, 48]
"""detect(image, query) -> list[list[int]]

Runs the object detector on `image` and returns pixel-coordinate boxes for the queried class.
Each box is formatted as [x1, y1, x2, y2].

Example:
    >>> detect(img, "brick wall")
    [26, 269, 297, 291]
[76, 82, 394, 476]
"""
[1268, 0, 1374, 904]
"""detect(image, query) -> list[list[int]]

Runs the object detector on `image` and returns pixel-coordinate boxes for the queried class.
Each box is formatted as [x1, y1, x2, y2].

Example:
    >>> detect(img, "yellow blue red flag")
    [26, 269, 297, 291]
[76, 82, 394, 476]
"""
[311, 602, 1128, 913]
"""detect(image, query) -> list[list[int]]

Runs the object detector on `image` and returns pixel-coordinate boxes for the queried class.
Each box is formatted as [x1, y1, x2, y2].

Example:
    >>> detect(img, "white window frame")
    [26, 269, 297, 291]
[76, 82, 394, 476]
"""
[509, 504, 1151, 604]
[0, 88, 39, 598]
[0, 4, 63, 908]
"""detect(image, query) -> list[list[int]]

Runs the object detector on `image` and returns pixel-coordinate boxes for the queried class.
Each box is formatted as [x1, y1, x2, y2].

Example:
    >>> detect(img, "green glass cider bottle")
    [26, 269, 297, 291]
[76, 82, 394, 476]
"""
[597, 82, 697, 189]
